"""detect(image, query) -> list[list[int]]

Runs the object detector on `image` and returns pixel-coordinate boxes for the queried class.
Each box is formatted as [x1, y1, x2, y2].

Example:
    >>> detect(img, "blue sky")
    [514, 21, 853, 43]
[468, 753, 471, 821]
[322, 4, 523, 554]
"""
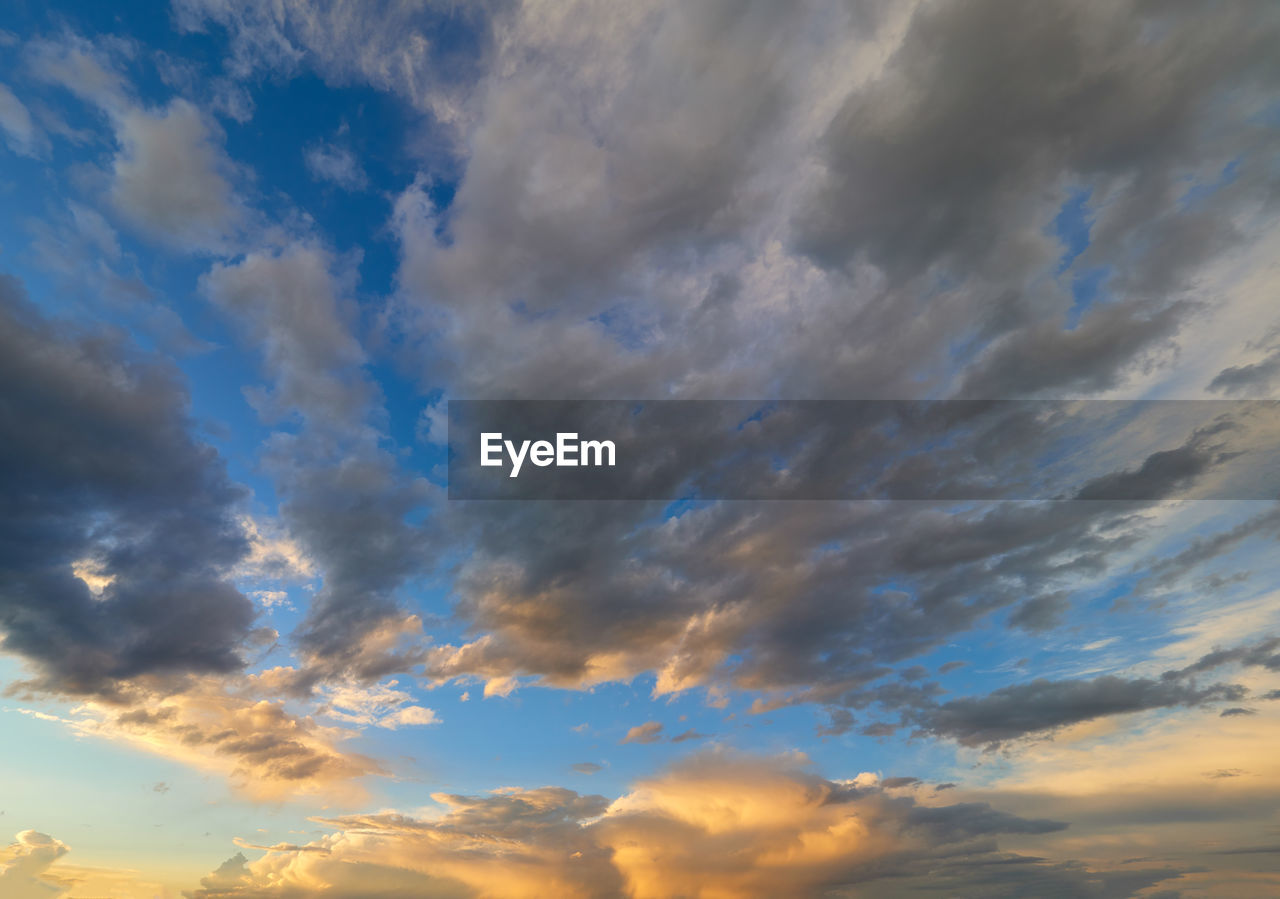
[2, 2, 1280, 897]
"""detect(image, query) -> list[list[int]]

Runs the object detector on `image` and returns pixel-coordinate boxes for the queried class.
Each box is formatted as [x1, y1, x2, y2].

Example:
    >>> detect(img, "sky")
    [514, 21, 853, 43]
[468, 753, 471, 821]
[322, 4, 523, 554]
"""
[1, 1, 1279, 897]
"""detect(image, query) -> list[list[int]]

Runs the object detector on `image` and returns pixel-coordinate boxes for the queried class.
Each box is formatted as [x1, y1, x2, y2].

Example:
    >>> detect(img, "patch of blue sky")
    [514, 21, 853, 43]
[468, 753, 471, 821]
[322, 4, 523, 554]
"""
[1066, 264, 1110, 329]
[1177, 157, 1241, 211]
[1053, 186, 1093, 274]
[588, 301, 657, 352]
[1048, 185, 1116, 329]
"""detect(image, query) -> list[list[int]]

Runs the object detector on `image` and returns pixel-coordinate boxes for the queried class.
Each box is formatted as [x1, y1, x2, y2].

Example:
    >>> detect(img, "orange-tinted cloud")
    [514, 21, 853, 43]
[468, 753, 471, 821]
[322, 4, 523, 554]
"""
[186, 751, 1195, 899]
[45, 679, 386, 803]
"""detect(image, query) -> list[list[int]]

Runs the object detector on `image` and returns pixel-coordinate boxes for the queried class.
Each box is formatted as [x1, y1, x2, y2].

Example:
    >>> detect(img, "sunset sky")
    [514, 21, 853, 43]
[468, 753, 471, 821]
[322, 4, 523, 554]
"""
[2, 1, 1280, 897]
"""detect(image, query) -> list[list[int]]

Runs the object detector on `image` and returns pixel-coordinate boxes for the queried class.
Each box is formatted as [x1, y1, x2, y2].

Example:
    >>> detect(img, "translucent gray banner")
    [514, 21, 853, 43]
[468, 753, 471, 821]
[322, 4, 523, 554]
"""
[447, 400, 1280, 500]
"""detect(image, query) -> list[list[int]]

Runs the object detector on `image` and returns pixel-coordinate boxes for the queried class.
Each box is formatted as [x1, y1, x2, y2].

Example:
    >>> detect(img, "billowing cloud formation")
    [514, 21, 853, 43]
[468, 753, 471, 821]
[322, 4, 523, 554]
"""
[147, 1, 1280, 735]
[188, 752, 1165, 899]
[425, 497, 1224, 711]
[0, 275, 259, 698]
[0, 831, 68, 899]
[2, 2, 1279, 894]
[381, 0, 1280, 401]
[0, 829, 180, 898]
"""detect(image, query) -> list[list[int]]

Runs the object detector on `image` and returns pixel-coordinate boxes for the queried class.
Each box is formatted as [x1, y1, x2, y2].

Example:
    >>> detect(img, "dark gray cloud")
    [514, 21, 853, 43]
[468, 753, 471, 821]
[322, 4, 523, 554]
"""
[267, 437, 434, 691]
[669, 729, 710, 744]
[199, 245, 435, 693]
[1140, 507, 1280, 592]
[906, 675, 1246, 748]
[797, 1, 1277, 279]
[393, 0, 1280, 714]
[1209, 352, 1280, 397]
[0, 275, 258, 698]
[1007, 593, 1069, 633]
[428, 487, 1163, 704]
[1219, 707, 1255, 718]
[882, 776, 921, 789]
[795, 0, 1279, 400]
[1161, 637, 1280, 681]
[817, 708, 855, 737]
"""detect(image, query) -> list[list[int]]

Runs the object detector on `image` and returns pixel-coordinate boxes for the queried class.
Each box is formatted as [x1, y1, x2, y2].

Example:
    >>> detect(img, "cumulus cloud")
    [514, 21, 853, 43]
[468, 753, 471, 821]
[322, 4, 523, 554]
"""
[182, 752, 1195, 899]
[365, 0, 1280, 740]
[108, 99, 242, 251]
[0, 831, 68, 899]
[0, 274, 259, 699]
[174, 0, 497, 133]
[4, 7, 1280, 891]
[29, 34, 245, 252]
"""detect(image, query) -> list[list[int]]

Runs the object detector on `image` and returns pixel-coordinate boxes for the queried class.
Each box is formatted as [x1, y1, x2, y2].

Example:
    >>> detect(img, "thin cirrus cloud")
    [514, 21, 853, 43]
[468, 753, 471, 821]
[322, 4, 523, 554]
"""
[0, 0, 1278, 896]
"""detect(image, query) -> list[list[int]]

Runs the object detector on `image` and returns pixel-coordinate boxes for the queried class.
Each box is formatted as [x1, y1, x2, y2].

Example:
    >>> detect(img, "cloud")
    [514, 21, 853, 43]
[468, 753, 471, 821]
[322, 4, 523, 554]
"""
[0, 274, 259, 699]
[0, 831, 68, 899]
[795, 0, 1278, 397]
[58, 679, 386, 802]
[882, 776, 921, 789]
[817, 708, 855, 737]
[199, 244, 370, 428]
[1006, 592, 1069, 633]
[906, 674, 1247, 749]
[621, 721, 663, 745]
[198, 242, 436, 691]
[424, 492, 1146, 705]
[185, 752, 1188, 899]
[26, 33, 131, 109]
[571, 762, 602, 775]
[0, 84, 47, 157]
[236, 514, 317, 584]
[305, 141, 368, 190]
[318, 679, 439, 730]
[1220, 707, 1256, 718]
[108, 99, 242, 251]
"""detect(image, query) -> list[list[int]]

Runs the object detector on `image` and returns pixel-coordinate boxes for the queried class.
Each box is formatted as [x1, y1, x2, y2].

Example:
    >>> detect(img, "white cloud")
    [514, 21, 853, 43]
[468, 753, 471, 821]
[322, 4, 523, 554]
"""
[0, 84, 46, 157]
[320, 679, 440, 730]
[0, 830, 68, 899]
[305, 141, 368, 190]
[109, 99, 242, 252]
